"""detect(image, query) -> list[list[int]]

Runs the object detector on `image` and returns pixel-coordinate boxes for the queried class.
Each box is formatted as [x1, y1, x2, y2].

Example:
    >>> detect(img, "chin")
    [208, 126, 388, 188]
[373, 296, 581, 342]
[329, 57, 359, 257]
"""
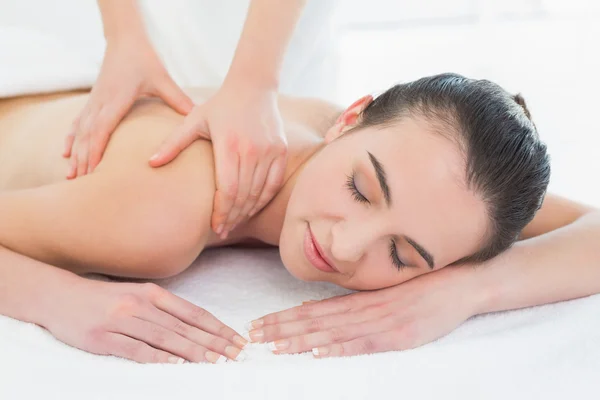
[279, 246, 314, 282]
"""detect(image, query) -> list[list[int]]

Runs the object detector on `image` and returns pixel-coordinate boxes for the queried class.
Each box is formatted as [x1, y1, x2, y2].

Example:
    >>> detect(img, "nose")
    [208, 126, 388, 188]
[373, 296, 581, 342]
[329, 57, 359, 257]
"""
[330, 218, 379, 263]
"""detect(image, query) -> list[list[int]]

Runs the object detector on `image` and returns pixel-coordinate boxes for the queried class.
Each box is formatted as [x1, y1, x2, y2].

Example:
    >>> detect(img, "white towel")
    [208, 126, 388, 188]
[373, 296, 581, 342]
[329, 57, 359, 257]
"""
[1, 247, 599, 400]
[0, 26, 99, 98]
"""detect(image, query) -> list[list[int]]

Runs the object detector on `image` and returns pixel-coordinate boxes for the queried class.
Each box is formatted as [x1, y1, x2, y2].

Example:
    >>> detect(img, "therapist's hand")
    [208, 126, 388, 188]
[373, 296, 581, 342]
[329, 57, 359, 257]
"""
[149, 80, 288, 238]
[248, 265, 485, 357]
[43, 277, 247, 363]
[63, 35, 193, 178]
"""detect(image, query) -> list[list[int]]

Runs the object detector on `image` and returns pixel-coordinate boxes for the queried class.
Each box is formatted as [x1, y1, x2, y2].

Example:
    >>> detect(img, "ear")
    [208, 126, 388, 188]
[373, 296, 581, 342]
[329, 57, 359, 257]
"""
[325, 95, 373, 143]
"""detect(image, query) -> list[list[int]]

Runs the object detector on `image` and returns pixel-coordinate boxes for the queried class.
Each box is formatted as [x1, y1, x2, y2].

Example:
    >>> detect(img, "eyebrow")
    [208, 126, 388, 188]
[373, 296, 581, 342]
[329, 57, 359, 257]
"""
[405, 236, 435, 269]
[366, 151, 435, 270]
[367, 151, 391, 207]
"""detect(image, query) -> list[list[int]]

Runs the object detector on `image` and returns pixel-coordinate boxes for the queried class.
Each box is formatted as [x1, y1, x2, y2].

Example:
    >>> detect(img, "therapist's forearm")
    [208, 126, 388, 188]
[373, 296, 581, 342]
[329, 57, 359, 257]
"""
[225, 0, 307, 89]
[97, 0, 147, 43]
[475, 211, 600, 314]
[0, 245, 79, 327]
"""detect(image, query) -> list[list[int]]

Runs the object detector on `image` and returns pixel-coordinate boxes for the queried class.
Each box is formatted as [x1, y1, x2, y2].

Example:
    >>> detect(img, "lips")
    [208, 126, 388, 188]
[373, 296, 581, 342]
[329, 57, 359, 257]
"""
[304, 224, 338, 273]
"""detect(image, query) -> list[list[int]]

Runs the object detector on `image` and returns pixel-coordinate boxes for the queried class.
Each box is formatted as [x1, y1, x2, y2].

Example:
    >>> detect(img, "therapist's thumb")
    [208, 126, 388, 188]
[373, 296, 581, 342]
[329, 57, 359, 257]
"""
[149, 109, 209, 167]
[157, 76, 194, 115]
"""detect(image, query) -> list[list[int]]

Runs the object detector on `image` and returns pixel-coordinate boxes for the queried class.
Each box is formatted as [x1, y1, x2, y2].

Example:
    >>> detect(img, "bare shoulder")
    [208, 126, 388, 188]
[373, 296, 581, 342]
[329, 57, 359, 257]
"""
[183, 87, 343, 138]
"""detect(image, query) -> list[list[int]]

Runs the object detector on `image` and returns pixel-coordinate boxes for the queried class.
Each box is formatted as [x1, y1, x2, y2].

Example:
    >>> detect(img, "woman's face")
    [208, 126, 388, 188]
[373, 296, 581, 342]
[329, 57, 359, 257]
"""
[279, 96, 489, 290]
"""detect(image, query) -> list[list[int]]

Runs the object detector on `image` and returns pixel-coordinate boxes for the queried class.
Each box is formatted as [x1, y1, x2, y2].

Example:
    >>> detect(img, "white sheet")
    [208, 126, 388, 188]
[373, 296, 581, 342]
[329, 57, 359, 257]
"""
[1, 247, 600, 400]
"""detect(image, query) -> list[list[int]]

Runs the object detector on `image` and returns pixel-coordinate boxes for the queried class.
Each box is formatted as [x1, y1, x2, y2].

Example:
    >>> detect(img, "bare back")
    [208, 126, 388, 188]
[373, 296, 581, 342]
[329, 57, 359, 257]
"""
[0, 88, 340, 192]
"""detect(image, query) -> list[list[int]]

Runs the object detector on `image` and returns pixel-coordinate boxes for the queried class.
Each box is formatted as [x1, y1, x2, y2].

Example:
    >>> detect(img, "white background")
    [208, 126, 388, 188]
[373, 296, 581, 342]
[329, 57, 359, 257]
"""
[1, 0, 599, 205]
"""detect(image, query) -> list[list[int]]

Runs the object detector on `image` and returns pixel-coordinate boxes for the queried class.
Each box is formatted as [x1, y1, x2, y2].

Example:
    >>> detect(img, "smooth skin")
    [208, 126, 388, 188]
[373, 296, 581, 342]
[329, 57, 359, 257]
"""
[65, 0, 306, 240]
[1, 88, 599, 362]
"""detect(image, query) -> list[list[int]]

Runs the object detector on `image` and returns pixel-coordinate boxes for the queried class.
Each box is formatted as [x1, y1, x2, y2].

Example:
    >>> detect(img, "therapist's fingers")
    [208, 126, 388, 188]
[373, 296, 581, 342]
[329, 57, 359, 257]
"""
[149, 106, 209, 167]
[247, 153, 286, 218]
[63, 116, 79, 158]
[236, 157, 270, 224]
[155, 76, 194, 116]
[211, 149, 240, 236]
[74, 137, 90, 178]
[66, 153, 78, 180]
[86, 97, 137, 174]
[221, 153, 257, 236]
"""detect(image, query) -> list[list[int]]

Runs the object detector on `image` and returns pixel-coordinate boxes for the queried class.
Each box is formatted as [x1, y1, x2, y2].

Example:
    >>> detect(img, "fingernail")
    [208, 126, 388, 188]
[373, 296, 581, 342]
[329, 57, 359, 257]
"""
[225, 345, 244, 361]
[267, 340, 290, 352]
[249, 209, 256, 217]
[248, 329, 264, 343]
[236, 351, 248, 361]
[150, 153, 159, 162]
[225, 345, 248, 361]
[250, 319, 264, 329]
[312, 347, 329, 357]
[205, 351, 226, 364]
[216, 224, 224, 234]
[168, 356, 185, 364]
[233, 335, 249, 348]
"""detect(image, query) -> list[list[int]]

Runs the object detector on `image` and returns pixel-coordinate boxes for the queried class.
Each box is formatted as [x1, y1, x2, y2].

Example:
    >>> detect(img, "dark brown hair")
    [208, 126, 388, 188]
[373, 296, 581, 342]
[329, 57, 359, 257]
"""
[355, 73, 550, 263]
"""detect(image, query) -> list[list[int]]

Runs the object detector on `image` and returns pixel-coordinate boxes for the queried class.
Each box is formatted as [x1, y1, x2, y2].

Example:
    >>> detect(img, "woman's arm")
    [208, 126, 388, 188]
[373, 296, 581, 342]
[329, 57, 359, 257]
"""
[477, 194, 600, 313]
[250, 193, 600, 357]
[0, 245, 78, 325]
[0, 108, 215, 278]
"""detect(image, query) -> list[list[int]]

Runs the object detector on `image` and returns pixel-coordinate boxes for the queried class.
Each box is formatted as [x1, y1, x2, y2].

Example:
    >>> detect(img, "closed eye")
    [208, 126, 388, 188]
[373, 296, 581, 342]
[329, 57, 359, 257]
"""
[389, 240, 407, 271]
[345, 172, 370, 204]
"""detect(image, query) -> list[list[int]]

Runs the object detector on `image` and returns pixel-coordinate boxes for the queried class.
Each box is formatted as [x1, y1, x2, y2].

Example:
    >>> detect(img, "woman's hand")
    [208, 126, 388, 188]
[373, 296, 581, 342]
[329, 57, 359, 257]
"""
[148, 80, 288, 239]
[41, 277, 247, 364]
[248, 265, 486, 357]
[63, 35, 193, 178]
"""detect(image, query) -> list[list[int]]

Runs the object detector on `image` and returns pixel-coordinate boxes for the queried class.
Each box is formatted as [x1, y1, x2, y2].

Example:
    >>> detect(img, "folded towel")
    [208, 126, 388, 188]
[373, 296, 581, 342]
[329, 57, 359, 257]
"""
[0, 26, 99, 98]
[1, 247, 599, 400]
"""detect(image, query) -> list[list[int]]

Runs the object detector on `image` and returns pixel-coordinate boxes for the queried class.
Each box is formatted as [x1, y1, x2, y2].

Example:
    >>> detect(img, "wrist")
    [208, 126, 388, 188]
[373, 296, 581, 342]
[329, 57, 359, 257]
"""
[224, 64, 280, 92]
[29, 268, 83, 329]
[468, 248, 518, 316]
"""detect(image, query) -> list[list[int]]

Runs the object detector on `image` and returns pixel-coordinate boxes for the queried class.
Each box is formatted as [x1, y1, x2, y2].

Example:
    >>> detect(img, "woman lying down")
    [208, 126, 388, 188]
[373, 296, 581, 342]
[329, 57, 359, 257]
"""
[1, 73, 598, 364]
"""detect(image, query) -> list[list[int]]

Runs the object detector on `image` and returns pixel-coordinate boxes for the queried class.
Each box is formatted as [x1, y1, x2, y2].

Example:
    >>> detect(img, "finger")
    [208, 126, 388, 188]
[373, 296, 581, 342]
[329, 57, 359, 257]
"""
[266, 315, 396, 355]
[237, 155, 271, 221]
[148, 116, 206, 168]
[105, 333, 184, 364]
[87, 97, 137, 174]
[157, 76, 194, 115]
[222, 152, 257, 234]
[66, 153, 78, 180]
[118, 316, 224, 363]
[257, 306, 380, 346]
[63, 131, 76, 158]
[63, 116, 81, 158]
[211, 153, 240, 235]
[248, 153, 286, 217]
[255, 293, 363, 326]
[140, 306, 245, 360]
[153, 290, 243, 347]
[75, 139, 90, 178]
[313, 330, 410, 358]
